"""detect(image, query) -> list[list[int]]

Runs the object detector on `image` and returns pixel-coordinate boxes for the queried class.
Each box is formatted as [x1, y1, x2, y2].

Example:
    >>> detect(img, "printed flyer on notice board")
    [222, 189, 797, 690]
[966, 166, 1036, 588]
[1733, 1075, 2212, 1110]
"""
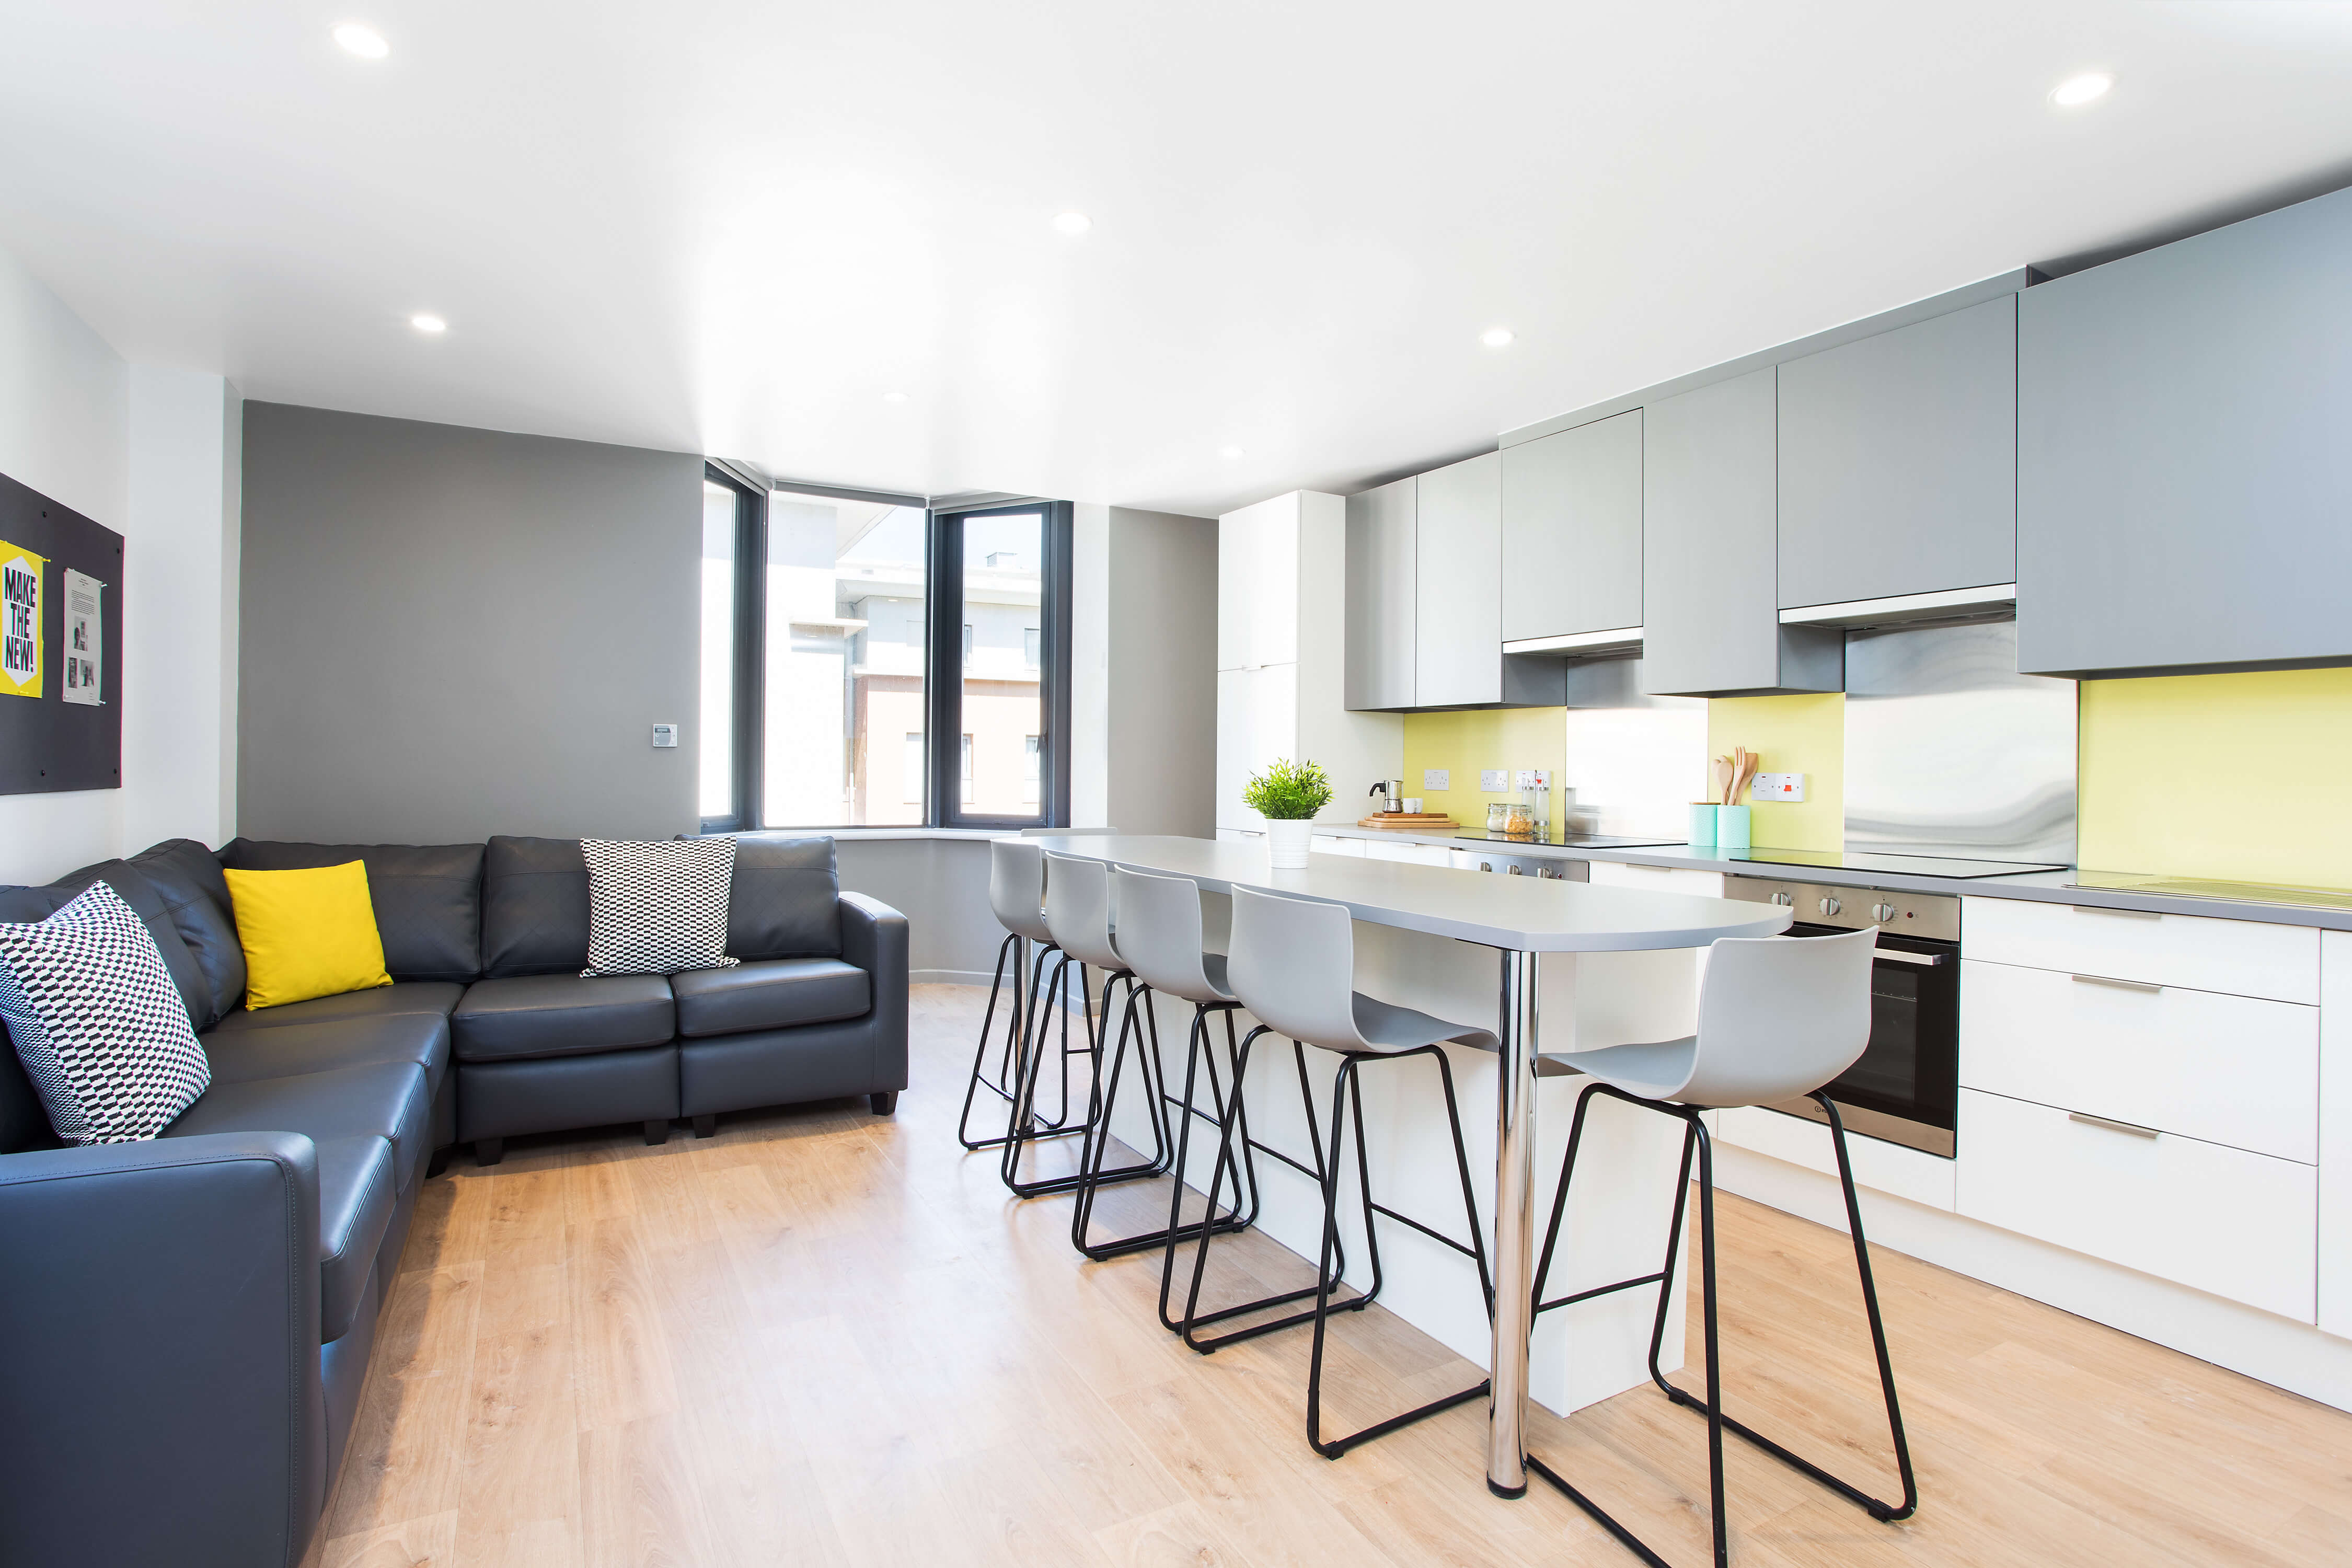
[1, 540, 42, 699]
[62, 567, 103, 706]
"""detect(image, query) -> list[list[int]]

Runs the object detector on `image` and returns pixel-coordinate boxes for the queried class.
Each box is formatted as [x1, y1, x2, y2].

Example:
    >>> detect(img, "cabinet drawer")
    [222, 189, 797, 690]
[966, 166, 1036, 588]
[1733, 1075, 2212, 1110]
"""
[1962, 896, 2318, 1003]
[1589, 860, 1725, 898]
[1959, 960, 2316, 1162]
[1311, 834, 1367, 857]
[1363, 839, 1451, 867]
[1957, 1089, 2315, 1321]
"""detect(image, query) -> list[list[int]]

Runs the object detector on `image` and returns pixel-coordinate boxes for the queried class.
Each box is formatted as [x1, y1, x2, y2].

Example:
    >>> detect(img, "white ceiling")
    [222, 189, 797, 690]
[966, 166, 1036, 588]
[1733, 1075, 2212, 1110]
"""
[5, 2, 2352, 517]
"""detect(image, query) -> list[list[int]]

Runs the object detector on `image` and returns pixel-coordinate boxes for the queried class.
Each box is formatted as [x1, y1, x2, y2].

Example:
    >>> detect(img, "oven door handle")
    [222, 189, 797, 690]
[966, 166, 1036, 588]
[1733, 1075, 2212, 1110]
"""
[1872, 947, 1950, 967]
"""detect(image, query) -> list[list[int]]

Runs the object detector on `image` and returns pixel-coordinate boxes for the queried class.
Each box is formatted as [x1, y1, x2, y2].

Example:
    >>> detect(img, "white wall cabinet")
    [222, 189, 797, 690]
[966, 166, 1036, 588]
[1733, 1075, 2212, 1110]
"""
[1217, 492, 1403, 828]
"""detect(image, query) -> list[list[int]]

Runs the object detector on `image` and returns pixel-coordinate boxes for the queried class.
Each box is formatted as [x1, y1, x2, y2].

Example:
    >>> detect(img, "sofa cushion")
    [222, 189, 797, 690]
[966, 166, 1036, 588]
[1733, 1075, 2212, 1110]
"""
[0, 883, 213, 1145]
[313, 1134, 397, 1343]
[724, 835, 842, 960]
[581, 837, 739, 977]
[670, 958, 869, 1039]
[51, 861, 212, 1030]
[204, 1012, 453, 1099]
[207, 980, 465, 1034]
[452, 973, 675, 1062]
[219, 840, 484, 983]
[126, 839, 248, 1021]
[165, 1059, 432, 1190]
[480, 836, 590, 978]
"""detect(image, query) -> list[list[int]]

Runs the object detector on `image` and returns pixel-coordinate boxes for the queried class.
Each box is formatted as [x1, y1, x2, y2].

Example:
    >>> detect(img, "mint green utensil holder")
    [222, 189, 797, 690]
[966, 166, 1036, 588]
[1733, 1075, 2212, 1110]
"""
[1688, 802, 1717, 846]
[1716, 803, 1752, 849]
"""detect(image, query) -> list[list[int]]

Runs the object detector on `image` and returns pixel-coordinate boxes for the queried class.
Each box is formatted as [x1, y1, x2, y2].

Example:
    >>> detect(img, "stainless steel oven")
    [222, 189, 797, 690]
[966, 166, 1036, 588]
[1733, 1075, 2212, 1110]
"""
[1726, 876, 1959, 1157]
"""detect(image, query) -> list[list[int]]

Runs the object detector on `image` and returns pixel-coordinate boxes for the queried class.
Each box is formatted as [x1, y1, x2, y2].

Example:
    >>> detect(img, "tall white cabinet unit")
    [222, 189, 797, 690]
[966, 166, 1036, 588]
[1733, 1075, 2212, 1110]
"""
[1217, 492, 1404, 834]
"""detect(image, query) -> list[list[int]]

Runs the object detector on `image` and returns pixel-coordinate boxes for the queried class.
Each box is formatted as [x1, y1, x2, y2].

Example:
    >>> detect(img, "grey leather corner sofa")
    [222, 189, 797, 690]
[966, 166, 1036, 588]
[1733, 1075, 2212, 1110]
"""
[0, 831, 906, 1568]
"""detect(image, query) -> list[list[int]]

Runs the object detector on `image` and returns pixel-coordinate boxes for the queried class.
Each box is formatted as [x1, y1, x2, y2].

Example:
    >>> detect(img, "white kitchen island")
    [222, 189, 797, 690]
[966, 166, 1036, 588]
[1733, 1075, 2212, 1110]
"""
[1025, 834, 1790, 1496]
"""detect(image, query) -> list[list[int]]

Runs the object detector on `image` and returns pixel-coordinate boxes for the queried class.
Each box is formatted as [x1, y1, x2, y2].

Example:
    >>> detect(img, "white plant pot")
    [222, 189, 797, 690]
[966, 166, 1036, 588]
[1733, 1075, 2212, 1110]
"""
[1265, 818, 1314, 870]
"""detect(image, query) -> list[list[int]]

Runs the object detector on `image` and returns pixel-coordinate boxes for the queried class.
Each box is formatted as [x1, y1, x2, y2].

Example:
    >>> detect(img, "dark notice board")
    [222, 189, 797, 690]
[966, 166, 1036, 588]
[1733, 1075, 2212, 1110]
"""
[0, 468, 122, 794]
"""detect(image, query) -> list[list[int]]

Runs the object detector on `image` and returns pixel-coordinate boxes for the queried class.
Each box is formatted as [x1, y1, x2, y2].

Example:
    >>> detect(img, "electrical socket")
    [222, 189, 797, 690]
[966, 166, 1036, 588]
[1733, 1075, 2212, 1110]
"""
[1751, 771, 1804, 802]
[1480, 769, 1507, 791]
[1423, 768, 1449, 791]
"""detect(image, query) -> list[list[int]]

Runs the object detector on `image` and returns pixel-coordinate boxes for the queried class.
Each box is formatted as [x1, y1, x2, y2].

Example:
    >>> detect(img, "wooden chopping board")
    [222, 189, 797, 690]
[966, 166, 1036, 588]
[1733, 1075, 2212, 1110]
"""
[1355, 813, 1459, 830]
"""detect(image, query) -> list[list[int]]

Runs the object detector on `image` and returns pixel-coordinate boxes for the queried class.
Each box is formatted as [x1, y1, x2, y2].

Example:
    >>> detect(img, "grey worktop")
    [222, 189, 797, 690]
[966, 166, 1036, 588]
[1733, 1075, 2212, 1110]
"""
[1025, 834, 1791, 952]
[1298, 823, 2352, 933]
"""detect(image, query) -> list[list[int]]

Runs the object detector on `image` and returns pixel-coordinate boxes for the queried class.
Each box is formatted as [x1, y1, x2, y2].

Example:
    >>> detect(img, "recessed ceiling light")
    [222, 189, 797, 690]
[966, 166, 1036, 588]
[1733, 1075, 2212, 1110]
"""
[1218, 445, 1244, 459]
[882, 391, 908, 404]
[1481, 327, 1515, 349]
[334, 23, 390, 59]
[410, 313, 446, 334]
[1052, 212, 1092, 236]
[2049, 71, 2114, 108]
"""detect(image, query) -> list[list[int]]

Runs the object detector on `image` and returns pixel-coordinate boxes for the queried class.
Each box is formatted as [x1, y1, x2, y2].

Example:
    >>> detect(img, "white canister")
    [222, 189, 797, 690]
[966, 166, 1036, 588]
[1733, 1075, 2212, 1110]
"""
[1266, 818, 1314, 870]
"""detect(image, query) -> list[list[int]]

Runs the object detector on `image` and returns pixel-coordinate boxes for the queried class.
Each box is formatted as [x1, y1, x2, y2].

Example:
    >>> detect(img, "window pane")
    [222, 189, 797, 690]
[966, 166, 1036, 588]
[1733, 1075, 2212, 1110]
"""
[698, 481, 736, 820]
[960, 512, 1044, 817]
[762, 491, 928, 825]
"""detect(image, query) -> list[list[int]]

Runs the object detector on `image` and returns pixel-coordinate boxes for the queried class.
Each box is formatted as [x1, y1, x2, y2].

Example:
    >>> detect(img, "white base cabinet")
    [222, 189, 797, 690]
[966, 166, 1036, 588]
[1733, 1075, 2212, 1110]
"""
[1956, 1088, 2315, 1322]
[2323, 932, 2352, 1339]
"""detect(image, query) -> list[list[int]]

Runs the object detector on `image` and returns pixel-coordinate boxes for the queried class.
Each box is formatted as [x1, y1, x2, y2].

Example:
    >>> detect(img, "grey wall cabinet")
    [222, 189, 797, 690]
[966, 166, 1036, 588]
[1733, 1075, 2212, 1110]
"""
[1500, 409, 1643, 641]
[1777, 294, 2017, 610]
[2017, 185, 2352, 677]
[1413, 452, 1562, 709]
[1641, 367, 1841, 697]
[1344, 475, 1417, 709]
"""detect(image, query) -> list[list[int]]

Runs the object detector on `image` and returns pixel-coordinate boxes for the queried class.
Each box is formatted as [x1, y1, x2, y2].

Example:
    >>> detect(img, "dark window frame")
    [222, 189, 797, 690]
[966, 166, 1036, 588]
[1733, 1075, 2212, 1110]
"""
[926, 500, 1074, 831]
[700, 463, 765, 835]
[705, 480, 1072, 831]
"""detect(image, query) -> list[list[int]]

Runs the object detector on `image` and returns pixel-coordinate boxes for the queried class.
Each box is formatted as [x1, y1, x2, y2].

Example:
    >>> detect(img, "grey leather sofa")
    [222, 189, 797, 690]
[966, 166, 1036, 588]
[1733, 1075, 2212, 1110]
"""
[0, 832, 906, 1568]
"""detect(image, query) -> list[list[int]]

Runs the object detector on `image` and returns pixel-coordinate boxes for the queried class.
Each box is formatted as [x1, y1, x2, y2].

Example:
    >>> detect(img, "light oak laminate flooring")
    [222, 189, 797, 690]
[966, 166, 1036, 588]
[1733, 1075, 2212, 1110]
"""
[313, 984, 2352, 1567]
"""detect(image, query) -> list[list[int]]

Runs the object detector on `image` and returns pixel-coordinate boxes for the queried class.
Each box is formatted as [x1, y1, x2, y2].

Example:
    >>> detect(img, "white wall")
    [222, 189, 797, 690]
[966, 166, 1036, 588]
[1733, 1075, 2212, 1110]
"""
[0, 242, 241, 885]
[123, 366, 241, 852]
[1107, 506, 1217, 837]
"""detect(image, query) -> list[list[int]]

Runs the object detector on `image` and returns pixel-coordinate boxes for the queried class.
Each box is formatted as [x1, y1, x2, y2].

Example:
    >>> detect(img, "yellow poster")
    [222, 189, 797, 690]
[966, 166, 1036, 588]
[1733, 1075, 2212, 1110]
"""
[1, 541, 42, 699]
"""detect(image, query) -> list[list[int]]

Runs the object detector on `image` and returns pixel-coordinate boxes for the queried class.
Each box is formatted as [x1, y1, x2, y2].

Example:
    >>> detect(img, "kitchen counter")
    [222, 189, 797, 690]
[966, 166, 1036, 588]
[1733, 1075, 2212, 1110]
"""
[1295, 823, 2352, 931]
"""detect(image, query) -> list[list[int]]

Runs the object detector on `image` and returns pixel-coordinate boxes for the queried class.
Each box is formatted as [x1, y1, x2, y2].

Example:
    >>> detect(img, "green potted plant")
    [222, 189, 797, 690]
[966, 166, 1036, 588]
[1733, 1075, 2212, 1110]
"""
[1242, 757, 1333, 869]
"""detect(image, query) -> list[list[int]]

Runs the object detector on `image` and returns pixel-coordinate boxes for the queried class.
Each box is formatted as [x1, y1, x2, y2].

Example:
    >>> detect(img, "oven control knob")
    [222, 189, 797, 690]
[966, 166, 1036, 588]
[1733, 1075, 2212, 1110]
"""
[1479, 861, 1494, 872]
[1871, 902, 1898, 923]
[1818, 896, 1842, 917]
[1771, 891, 1794, 907]
[1507, 864, 1524, 875]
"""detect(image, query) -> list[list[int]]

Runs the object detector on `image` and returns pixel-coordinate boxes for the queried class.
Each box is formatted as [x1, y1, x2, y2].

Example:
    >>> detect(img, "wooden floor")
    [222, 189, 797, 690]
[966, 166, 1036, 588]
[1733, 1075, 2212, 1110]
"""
[314, 984, 2352, 1567]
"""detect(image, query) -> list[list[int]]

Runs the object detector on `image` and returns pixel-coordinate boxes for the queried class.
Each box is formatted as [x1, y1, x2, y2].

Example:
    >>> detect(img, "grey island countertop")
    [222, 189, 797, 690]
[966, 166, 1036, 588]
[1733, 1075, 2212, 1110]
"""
[1024, 834, 1792, 952]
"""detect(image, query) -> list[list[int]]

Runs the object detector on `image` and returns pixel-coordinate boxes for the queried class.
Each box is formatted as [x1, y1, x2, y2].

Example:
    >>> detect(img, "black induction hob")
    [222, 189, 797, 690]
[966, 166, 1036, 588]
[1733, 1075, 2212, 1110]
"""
[1716, 848, 2066, 879]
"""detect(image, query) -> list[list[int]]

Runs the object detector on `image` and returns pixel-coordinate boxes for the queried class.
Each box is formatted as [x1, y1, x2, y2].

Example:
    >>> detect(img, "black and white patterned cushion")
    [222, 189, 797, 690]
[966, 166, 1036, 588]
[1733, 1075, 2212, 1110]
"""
[0, 881, 212, 1145]
[580, 837, 741, 978]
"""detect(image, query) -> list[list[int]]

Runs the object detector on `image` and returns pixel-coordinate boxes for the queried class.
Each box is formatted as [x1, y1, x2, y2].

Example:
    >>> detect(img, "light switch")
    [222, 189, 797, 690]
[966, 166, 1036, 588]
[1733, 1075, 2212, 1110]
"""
[651, 724, 679, 749]
[1752, 771, 1803, 802]
[1423, 768, 1449, 791]
[1480, 769, 1507, 791]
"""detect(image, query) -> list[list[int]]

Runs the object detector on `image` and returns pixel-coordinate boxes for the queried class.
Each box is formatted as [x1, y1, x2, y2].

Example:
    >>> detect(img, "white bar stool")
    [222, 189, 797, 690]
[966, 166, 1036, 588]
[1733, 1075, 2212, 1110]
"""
[956, 839, 1070, 1152]
[1001, 851, 1170, 1199]
[1181, 885, 1497, 1461]
[1068, 866, 1258, 1263]
[1527, 924, 1917, 1568]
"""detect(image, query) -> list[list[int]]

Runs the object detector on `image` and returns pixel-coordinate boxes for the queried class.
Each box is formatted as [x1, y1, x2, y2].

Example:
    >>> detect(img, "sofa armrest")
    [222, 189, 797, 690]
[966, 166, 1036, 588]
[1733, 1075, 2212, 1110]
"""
[839, 891, 909, 1092]
[0, 1132, 325, 1568]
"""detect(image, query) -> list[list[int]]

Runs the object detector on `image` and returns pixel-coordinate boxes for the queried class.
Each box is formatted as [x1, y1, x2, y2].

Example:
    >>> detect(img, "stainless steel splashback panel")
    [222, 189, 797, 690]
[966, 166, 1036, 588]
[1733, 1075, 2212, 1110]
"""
[1843, 619, 2077, 864]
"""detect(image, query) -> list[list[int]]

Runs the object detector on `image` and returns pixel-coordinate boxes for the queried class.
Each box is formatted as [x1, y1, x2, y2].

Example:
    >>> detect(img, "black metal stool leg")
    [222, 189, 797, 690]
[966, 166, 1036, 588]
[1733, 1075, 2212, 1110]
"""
[1527, 1083, 1918, 1568]
[1174, 1029, 1354, 1352]
[1304, 1045, 1492, 1459]
[957, 932, 1026, 1151]
[1077, 990, 1251, 1261]
[1005, 965, 1171, 1200]
[1069, 977, 1183, 1254]
[1157, 1005, 1264, 1332]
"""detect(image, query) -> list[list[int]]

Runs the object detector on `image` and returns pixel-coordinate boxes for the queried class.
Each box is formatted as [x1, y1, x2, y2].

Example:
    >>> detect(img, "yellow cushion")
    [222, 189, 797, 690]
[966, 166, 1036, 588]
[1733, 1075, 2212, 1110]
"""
[222, 861, 395, 1010]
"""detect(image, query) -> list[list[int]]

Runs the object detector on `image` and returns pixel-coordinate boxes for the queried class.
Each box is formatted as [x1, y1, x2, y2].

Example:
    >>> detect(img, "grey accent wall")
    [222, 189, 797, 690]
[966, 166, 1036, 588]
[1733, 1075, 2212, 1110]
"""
[1106, 507, 1217, 837]
[238, 402, 701, 843]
